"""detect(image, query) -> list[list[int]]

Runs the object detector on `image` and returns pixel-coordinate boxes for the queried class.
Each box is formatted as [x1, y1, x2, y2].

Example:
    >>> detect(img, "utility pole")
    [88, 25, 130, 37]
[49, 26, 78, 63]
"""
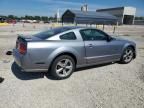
[57, 9, 60, 22]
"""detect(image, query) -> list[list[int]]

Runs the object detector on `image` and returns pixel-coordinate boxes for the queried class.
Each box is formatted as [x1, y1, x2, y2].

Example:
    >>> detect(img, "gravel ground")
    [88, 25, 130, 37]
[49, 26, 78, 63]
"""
[0, 24, 144, 108]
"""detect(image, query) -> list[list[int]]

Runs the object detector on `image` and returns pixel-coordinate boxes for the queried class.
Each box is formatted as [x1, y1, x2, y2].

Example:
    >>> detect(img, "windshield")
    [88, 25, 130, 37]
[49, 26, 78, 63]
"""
[33, 27, 71, 39]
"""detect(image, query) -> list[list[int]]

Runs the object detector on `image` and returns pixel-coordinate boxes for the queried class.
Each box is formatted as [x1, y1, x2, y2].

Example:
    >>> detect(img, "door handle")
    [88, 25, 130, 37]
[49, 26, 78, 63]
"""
[88, 44, 93, 48]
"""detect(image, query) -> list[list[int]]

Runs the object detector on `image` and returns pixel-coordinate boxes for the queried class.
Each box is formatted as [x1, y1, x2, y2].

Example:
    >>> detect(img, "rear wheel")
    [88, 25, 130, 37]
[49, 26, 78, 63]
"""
[50, 55, 75, 79]
[120, 47, 134, 64]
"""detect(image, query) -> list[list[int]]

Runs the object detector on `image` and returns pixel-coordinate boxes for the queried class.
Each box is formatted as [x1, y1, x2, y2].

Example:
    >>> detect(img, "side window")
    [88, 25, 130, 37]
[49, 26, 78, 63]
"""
[80, 29, 107, 41]
[60, 32, 77, 40]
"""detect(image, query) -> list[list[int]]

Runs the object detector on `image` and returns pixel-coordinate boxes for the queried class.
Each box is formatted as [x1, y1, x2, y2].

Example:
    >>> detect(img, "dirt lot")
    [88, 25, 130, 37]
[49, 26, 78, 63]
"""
[0, 24, 144, 108]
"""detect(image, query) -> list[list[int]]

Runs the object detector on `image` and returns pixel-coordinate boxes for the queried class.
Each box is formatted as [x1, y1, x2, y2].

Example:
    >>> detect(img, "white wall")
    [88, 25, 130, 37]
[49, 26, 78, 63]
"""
[123, 7, 136, 16]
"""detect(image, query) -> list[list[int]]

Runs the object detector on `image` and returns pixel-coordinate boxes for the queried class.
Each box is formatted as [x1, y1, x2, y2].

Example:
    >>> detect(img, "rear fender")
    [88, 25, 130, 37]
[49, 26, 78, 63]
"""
[46, 47, 80, 69]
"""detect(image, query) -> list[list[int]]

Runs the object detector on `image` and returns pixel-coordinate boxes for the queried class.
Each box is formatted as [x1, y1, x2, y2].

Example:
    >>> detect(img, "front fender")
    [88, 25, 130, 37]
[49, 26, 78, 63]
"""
[121, 42, 136, 58]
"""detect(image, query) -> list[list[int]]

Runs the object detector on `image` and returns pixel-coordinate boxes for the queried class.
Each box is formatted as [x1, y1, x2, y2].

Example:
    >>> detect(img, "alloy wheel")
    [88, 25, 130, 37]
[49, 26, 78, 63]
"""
[55, 59, 73, 77]
[123, 48, 133, 63]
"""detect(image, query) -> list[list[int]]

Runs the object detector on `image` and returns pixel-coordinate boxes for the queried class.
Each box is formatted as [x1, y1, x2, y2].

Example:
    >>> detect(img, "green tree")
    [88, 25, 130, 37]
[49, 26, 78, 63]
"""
[34, 16, 41, 20]
[41, 16, 49, 21]
[8, 15, 15, 19]
[49, 16, 56, 21]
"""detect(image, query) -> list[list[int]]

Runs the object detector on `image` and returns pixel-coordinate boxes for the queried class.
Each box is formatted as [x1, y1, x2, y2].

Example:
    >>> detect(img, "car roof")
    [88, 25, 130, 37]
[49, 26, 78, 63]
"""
[55, 26, 83, 30]
[52, 26, 100, 31]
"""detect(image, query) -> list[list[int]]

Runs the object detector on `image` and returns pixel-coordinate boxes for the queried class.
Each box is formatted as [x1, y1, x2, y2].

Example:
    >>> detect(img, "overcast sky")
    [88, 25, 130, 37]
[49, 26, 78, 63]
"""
[0, 0, 144, 16]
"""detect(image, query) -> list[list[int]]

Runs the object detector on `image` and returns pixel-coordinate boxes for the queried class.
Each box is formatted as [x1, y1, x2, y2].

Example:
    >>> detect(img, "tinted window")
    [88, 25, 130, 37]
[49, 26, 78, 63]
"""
[33, 27, 72, 39]
[60, 32, 76, 40]
[80, 29, 107, 41]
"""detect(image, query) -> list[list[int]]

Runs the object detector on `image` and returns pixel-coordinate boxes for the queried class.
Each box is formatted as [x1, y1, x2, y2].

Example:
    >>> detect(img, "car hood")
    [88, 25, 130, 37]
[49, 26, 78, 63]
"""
[114, 37, 129, 41]
[113, 36, 136, 45]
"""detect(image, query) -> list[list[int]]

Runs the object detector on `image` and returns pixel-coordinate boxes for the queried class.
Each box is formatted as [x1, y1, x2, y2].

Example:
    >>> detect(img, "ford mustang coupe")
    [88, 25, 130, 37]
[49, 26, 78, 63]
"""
[13, 26, 136, 79]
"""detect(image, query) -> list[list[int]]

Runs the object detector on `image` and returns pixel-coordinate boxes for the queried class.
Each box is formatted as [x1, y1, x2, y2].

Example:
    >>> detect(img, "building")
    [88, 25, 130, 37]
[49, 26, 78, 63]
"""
[62, 9, 117, 25]
[81, 4, 88, 12]
[96, 7, 136, 25]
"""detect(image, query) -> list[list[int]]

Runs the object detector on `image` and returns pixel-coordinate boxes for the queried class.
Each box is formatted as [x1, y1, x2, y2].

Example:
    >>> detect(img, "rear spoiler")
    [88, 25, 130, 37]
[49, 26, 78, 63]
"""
[16, 35, 27, 49]
[17, 35, 26, 42]
[17, 34, 32, 42]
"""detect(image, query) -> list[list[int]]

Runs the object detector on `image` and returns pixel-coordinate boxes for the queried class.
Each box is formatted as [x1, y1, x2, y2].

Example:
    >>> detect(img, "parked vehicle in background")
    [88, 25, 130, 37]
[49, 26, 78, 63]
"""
[20, 19, 39, 23]
[13, 26, 136, 79]
[0, 17, 5, 23]
[43, 21, 50, 23]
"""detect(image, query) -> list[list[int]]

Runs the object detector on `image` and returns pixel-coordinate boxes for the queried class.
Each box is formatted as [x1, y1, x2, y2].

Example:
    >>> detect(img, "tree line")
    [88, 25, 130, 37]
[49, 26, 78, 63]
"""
[0, 15, 57, 21]
[135, 16, 144, 20]
[1, 15, 144, 22]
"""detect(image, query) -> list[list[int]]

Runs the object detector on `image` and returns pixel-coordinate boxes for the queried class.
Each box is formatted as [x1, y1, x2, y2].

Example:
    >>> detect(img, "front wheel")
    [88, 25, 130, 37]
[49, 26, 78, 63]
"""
[50, 55, 75, 79]
[120, 47, 134, 64]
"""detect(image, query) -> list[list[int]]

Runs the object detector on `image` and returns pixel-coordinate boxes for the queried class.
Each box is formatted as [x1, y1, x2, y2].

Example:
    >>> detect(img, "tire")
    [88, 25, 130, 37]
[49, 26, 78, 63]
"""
[50, 55, 75, 79]
[120, 46, 134, 64]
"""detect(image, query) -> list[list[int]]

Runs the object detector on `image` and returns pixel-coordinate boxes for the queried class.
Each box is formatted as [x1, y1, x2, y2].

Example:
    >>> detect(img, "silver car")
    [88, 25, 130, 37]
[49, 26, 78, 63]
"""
[13, 26, 136, 79]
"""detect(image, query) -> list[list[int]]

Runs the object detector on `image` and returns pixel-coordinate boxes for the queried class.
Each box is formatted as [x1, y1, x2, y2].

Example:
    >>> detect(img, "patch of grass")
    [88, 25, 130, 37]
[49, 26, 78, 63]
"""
[141, 35, 144, 37]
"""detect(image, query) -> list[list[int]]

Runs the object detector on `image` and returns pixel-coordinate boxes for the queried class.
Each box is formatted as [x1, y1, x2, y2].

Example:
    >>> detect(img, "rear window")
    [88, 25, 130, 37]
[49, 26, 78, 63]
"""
[60, 32, 76, 40]
[33, 27, 71, 39]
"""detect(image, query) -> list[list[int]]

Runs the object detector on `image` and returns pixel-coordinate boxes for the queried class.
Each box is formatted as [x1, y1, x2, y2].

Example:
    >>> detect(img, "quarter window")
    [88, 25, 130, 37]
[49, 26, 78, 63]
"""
[60, 32, 77, 40]
[80, 29, 108, 41]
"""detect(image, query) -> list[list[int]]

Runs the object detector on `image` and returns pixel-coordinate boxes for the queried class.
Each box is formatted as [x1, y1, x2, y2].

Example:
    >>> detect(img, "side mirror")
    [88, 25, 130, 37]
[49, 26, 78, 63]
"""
[107, 36, 113, 42]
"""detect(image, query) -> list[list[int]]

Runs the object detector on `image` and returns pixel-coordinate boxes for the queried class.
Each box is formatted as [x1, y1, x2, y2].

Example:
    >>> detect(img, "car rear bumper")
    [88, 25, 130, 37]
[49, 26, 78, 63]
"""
[13, 49, 48, 72]
[13, 49, 23, 67]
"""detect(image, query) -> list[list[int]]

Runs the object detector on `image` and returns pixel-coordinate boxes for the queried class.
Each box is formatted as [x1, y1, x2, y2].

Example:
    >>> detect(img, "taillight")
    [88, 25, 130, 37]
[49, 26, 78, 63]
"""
[18, 43, 27, 54]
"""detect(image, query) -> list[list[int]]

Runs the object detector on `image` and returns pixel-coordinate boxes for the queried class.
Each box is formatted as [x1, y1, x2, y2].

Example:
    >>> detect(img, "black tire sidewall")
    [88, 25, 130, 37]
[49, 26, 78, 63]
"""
[50, 55, 75, 79]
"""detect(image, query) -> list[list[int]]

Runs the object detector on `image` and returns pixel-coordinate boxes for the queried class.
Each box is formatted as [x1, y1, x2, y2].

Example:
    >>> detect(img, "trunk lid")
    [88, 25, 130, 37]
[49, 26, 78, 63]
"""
[16, 35, 41, 54]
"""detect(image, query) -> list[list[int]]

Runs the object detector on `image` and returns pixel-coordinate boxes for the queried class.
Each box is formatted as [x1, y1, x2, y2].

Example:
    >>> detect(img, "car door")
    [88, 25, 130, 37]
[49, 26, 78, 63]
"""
[80, 29, 121, 64]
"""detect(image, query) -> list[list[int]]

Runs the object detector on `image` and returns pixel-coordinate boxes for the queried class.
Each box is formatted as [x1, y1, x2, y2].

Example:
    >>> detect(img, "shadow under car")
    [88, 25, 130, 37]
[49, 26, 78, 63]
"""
[11, 62, 115, 80]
